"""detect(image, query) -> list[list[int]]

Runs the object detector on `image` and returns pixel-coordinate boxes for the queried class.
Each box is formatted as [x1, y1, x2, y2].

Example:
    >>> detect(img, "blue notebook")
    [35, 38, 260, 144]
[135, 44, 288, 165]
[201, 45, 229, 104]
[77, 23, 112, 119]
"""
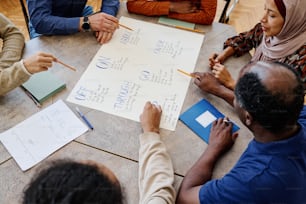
[179, 99, 239, 143]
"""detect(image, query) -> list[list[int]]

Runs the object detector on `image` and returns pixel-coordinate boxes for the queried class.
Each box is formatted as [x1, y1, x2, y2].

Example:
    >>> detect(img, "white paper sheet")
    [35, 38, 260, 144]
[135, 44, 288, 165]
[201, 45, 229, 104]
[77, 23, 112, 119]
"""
[0, 100, 88, 171]
[67, 16, 204, 130]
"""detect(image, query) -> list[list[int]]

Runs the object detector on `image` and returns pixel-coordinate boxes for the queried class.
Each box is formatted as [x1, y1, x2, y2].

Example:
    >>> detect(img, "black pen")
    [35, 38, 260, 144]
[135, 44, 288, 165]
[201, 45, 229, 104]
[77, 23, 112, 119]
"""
[75, 107, 94, 130]
[23, 89, 41, 107]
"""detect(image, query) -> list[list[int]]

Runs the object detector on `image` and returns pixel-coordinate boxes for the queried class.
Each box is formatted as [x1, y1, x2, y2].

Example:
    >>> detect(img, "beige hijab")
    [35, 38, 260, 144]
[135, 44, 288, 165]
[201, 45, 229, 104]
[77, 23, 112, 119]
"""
[252, 0, 306, 61]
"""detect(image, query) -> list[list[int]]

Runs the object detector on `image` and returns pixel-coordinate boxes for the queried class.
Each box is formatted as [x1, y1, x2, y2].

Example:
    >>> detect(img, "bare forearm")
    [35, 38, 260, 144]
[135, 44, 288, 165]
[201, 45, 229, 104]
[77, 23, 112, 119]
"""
[207, 83, 235, 106]
[182, 150, 217, 187]
[217, 86, 235, 106]
[177, 119, 236, 203]
[176, 148, 221, 203]
[219, 46, 235, 63]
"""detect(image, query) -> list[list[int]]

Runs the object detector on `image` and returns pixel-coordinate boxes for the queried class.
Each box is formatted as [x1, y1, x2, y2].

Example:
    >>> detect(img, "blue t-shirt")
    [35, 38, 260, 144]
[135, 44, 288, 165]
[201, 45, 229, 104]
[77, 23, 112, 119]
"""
[27, 0, 120, 35]
[199, 106, 306, 203]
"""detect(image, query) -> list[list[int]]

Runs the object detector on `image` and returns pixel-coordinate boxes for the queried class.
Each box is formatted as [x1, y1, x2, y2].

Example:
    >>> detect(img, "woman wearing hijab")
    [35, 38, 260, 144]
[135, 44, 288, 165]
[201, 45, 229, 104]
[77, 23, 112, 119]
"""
[210, 0, 305, 89]
[195, 0, 305, 94]
[126, 0, 216, 25]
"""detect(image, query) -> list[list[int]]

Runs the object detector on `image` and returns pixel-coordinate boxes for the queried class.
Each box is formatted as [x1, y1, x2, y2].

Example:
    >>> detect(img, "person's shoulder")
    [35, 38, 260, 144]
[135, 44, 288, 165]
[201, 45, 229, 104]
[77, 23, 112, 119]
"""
[298, 105, 306, 121]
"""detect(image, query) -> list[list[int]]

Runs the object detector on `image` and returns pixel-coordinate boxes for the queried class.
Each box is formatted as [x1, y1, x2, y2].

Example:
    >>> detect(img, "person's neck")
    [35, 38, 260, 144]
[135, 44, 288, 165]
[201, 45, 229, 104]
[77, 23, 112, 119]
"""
[253, 124, 300, 143]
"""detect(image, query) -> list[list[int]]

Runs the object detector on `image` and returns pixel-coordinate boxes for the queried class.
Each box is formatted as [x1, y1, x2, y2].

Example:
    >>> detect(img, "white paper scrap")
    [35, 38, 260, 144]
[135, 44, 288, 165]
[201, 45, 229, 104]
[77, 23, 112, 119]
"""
[0, 100, 88, 171]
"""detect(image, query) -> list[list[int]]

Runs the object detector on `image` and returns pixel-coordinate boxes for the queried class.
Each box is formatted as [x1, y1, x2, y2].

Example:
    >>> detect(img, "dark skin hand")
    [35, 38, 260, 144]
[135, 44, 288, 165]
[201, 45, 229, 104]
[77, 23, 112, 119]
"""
[193, 72, 235, 106]
[193, 72, 224, 95]
[176, 118, 238, 204]
[208, 118, 238, 155]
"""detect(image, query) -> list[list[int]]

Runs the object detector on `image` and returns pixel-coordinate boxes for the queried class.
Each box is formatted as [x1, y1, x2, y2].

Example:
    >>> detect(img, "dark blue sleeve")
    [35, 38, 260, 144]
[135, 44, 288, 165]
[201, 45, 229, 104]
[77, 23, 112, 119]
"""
[199, 173, 255, 203]
[27, 0, 80, 35]
[100, 0, 120, 16]
[298, 106, 306, 125]
[199, 152, 269, 203]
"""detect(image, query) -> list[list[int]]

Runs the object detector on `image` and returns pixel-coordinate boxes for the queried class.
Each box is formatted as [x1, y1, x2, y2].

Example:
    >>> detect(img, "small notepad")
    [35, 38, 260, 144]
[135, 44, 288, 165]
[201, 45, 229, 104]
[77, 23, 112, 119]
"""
[22, 71, 66, 105]
[158, 16, 195, 29]
[180, 99, 240, 143]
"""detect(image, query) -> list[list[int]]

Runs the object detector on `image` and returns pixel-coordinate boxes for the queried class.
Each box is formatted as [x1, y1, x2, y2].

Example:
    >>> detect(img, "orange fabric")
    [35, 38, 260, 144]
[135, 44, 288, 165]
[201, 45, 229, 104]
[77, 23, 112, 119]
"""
[126, 0, 217, 25]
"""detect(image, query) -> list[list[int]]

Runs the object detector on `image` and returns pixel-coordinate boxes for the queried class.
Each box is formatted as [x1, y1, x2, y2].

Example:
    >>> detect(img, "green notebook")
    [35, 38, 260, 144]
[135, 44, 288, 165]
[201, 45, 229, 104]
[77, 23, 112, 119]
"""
[158, 16, 195, 29]
[22, 71, 66, 106]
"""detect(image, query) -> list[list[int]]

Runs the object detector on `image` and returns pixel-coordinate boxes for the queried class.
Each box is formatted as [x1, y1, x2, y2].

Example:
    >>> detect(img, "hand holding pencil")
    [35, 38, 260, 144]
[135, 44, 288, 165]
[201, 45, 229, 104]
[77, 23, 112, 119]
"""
[88, 12, 119, 33]
[23, 52, 57, 74]
[23, 52, 77, 74]
[177, 69, 200, 79]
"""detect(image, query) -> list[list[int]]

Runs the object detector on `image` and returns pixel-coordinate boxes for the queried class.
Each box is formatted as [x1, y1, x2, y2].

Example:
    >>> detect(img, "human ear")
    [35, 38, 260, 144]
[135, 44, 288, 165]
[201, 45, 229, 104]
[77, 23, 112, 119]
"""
[245, 111, 253, 126]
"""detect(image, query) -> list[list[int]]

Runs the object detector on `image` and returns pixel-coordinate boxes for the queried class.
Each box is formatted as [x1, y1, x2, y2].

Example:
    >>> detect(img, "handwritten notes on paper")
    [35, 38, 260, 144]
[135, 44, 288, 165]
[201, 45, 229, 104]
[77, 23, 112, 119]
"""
[67, 16, 204, 130]
[0, 100, 88, 171]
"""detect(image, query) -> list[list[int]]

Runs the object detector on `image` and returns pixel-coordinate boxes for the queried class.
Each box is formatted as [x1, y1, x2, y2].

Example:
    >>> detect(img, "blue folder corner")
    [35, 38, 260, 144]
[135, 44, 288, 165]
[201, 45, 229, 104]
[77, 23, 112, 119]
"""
[179, 99, 239, 143]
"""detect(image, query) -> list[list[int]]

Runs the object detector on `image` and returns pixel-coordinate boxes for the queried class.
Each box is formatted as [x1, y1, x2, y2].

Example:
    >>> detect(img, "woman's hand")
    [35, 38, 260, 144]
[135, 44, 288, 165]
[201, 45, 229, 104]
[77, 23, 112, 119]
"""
[212, 63, 236, 90]
[23, 52, 56, 74]
[209, 53, 226, 68]
[209, 47, 235, 68]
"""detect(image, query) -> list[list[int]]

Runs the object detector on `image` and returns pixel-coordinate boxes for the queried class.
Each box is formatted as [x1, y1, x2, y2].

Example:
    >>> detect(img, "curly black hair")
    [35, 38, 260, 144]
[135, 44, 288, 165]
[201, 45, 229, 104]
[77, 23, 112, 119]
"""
[234, 62, 304, 133]
[23, 160, 123, 204]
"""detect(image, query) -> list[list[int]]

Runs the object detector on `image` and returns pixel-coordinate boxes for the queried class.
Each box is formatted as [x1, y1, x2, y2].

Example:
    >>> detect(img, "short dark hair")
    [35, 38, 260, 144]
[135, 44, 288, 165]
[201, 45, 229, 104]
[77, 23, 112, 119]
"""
[234, 62, 304, 133]
[23, 160, 123, 204]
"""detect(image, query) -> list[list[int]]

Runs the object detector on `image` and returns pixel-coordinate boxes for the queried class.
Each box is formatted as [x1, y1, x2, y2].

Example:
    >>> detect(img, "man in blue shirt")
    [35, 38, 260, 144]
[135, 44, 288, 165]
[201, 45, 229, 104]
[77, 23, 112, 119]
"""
[177, 61, 306, 203]
[27, 0, 120, 44]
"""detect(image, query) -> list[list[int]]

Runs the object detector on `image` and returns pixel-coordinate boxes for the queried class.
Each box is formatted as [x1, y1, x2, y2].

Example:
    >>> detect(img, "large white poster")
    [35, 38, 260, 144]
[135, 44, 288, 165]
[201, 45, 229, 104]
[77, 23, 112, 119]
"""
[67, 16, 204, 130]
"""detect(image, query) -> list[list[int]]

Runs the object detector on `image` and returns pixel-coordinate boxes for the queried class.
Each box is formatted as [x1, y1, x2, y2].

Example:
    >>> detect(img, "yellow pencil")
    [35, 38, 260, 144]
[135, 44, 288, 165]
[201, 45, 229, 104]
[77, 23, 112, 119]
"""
[118, 23, 133, 31]
[177, 69, 197, 78]
[174, 26, 205, 34]
[56, 59, 77, 72]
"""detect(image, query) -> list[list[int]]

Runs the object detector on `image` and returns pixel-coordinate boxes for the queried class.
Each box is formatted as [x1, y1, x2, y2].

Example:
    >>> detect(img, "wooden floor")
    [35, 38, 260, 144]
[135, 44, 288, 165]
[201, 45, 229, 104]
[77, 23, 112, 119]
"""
[217, 0, 264, 33]
[0, 0, 264, 41]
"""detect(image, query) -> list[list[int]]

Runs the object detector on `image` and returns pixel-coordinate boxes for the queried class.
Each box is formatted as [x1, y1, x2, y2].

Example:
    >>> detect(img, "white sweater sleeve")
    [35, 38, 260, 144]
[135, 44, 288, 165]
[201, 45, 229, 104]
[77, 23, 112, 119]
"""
[139, 132, 176, 204]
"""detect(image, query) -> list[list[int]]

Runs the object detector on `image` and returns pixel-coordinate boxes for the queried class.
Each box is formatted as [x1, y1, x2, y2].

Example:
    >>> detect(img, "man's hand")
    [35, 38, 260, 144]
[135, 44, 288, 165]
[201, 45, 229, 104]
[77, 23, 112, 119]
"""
[176, 119, 237, 204]
[88, 12, 119, 33]
[140, 101, 162, 133]
[95, 31, 113, 44]
[207, 118, 238, 157]
[193, 72, 225, 95]
[23, 52, 56, 74]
